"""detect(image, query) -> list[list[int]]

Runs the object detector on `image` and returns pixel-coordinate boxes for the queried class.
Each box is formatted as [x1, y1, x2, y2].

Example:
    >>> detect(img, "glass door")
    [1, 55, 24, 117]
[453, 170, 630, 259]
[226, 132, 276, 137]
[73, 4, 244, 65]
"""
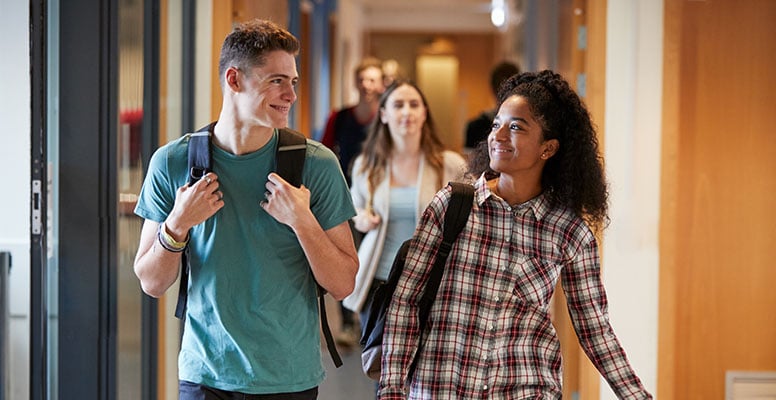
[117, 0, 146, 398]
[30, 0, 156, 398]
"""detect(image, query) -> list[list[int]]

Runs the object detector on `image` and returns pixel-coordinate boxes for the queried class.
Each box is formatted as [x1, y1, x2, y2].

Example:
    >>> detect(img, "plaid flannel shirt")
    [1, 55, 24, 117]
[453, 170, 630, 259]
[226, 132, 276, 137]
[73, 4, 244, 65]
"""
[378, 176, 652, 399]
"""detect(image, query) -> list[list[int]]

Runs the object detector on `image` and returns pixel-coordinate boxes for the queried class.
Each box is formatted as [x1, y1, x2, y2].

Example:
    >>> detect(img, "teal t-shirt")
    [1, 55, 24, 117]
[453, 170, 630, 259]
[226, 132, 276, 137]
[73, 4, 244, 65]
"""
[134, 130, 356, 394]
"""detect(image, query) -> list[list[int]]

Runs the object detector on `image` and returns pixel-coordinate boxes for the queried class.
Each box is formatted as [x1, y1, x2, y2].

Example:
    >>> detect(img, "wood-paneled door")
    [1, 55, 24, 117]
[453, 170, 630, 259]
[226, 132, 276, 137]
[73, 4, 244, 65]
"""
[660, 1, 776, 398]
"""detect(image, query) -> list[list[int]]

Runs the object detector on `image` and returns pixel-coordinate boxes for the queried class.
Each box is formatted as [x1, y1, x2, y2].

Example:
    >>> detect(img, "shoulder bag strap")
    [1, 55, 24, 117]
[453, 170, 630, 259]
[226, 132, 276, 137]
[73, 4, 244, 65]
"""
[176, 122, 215, 319]
[277, 128, 343, 367]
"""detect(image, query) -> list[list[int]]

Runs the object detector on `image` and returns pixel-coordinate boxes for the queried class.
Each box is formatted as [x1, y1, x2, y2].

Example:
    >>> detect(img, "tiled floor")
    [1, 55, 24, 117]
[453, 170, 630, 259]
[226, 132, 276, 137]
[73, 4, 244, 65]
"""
[316, 296, 377, 399]
[319, 343, 377, 399]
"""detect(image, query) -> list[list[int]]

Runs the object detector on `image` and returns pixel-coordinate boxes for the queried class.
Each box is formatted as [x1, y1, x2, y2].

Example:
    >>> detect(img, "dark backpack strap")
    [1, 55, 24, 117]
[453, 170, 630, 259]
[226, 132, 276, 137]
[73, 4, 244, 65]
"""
[319, 294, 342, 367]
[187, 122, 215, 185]
[417, 182, 475, 334]
[405, 182, 474, 377]
[275, 128, 306, 187]
[176, 122, 216, 320]
[276, 128, 343, 367]
[174, 249, 190, 319]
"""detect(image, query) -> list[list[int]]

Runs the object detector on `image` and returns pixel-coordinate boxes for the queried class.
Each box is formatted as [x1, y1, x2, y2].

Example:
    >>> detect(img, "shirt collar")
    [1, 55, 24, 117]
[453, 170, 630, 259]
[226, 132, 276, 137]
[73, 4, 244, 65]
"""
[474, 174, 551, 221]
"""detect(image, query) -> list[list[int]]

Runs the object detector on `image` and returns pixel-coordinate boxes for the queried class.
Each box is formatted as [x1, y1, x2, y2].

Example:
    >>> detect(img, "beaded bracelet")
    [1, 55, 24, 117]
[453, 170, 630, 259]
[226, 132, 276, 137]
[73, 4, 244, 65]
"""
[157, 222, 189, 253]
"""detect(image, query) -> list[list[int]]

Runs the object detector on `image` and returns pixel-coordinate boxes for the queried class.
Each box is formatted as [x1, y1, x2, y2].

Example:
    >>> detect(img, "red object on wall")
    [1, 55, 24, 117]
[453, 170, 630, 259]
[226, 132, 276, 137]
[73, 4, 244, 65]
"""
[119, 108, 143, 165]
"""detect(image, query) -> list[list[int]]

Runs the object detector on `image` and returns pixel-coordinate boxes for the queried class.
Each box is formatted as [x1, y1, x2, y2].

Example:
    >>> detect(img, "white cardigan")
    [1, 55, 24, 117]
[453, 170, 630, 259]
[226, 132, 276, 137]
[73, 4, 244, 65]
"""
[342, 151, 467, 312]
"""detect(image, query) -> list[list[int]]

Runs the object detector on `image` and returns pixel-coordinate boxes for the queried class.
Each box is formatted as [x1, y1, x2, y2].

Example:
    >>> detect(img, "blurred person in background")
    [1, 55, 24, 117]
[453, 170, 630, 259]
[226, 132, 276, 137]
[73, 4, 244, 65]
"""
[463, 61, 520, 154]
[342, 79, 467, 344]
[381, 59, 402, 88]
[321, 57, 386, 185]
[321, 56, 386, 347]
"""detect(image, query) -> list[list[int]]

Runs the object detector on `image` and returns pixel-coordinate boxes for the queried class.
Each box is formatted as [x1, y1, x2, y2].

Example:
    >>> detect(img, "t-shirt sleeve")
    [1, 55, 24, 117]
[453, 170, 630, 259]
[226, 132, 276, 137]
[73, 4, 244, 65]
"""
[304, 141, 356, 231]
[134, 143, 181, 223]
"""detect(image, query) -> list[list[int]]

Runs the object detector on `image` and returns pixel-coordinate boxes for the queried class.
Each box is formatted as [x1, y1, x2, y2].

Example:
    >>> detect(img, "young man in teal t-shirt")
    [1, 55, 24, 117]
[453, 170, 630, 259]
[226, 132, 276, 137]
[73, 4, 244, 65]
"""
[133, 19, 358, 399]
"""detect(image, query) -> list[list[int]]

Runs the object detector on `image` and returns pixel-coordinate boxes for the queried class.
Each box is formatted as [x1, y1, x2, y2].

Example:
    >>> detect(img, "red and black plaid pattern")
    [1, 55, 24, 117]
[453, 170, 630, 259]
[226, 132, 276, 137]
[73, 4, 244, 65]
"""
[378, 176, 652, 400]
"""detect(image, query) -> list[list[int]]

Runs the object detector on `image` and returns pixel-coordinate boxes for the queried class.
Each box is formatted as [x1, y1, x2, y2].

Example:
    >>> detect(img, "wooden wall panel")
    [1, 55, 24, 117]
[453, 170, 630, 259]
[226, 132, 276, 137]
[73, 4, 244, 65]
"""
[551, 0, 606, 398]
[552, 2, 584, 397]
[210, 0, 289, 122]
[658, 0, 682, 396]
[455, 34, 498, 123]
[660, 1, 776, 398]
[578, 1, 606, 398]
[210, 1, 233, 121]
[233, 0, 286, 24]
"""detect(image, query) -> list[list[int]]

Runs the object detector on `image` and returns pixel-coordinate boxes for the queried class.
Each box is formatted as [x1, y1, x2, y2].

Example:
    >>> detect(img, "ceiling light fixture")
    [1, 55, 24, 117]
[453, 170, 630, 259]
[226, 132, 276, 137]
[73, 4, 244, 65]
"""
[491, 0, 508, 29]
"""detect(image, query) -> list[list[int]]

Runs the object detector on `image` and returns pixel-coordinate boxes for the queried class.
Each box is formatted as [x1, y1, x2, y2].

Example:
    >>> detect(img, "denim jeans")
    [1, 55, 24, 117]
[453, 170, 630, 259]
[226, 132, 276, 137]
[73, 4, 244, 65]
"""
[179, 381, 318, 400]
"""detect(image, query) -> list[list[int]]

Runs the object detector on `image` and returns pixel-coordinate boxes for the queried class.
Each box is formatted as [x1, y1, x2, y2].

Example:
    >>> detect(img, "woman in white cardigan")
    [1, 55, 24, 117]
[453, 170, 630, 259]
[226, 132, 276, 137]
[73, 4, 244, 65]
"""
[342, 80, 467, 325]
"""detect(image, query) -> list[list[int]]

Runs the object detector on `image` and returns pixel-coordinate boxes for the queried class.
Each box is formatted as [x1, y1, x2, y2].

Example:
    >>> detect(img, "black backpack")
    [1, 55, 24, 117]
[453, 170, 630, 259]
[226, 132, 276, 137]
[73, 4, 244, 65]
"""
[359, 182, 475, 380]
[176, 122, 343, 368]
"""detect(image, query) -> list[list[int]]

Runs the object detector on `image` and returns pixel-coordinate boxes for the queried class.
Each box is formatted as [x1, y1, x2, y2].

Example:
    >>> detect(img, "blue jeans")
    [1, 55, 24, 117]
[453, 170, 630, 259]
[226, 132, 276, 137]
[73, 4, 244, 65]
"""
[179, 381, 318, 400]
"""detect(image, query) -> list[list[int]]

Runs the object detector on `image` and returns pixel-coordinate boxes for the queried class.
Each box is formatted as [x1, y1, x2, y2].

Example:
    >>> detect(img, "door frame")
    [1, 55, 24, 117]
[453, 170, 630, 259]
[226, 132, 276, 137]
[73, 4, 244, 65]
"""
[30, 0, 121, 398]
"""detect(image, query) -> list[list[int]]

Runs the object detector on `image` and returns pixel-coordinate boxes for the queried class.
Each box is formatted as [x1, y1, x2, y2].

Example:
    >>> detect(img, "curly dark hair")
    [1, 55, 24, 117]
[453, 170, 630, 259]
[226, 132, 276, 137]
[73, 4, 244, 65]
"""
[357, 79, 446, 205]
[469, 70, 609, 231]
[218, 19, 300, 87]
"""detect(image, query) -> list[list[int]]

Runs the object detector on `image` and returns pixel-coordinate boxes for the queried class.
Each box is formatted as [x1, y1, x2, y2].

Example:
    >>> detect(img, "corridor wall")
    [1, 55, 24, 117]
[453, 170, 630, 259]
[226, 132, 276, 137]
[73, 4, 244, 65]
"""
[0, 1, 31, 399]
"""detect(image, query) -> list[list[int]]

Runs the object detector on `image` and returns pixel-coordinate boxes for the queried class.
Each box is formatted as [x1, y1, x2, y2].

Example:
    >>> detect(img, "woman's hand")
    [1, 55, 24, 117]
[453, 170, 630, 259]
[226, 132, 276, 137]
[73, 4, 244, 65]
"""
[353, 208, 381, 233]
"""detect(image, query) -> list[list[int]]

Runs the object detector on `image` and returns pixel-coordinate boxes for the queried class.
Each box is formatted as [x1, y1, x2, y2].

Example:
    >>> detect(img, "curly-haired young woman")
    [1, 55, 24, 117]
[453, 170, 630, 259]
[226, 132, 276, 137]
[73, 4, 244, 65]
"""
[378, 70, 652, 399]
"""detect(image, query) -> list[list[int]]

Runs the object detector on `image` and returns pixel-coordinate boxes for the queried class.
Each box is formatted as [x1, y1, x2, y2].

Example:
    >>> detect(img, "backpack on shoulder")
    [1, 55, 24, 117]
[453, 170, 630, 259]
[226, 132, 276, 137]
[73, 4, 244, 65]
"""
[176, 122, 343, 367]
[359, 182, 475, 380]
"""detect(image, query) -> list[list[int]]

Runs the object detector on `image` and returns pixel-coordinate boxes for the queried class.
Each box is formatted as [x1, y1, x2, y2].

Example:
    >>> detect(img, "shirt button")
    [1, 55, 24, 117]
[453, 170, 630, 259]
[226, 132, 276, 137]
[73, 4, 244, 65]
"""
[488, 324, 495, 331]
[483, 384, 489, 391]
[494, 296, 501, 302]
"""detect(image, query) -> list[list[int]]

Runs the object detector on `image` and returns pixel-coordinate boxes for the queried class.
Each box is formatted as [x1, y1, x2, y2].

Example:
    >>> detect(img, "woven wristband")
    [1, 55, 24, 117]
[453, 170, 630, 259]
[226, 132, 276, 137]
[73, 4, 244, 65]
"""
[158, 223, 188, 252]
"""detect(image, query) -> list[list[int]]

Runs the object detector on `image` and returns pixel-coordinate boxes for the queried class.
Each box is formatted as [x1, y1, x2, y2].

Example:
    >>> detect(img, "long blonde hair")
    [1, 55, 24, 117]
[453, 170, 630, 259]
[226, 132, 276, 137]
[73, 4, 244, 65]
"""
[356, 80, 446, 207]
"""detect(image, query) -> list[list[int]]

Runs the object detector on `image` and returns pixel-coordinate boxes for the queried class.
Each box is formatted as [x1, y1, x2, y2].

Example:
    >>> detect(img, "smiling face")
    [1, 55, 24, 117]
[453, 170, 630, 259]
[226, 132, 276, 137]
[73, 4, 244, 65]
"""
[488, 94, 558, 179]
[356, 66, 385, 102]
[233, 50, 299, 128]
[380, 83, 427, 142]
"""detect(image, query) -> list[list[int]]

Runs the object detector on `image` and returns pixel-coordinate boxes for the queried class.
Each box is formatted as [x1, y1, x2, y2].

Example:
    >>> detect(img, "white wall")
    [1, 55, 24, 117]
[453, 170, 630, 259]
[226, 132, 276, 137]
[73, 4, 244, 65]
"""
[0, 0, 31, 399]
[194, 0, 213, 130]
[600, 0, 662, 398]
[334, 0, 368, 108]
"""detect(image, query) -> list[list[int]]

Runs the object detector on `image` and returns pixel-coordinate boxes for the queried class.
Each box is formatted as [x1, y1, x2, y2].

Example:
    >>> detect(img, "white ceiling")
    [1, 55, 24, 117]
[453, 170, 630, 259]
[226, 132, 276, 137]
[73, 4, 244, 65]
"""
[354, 0, 502, 33]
